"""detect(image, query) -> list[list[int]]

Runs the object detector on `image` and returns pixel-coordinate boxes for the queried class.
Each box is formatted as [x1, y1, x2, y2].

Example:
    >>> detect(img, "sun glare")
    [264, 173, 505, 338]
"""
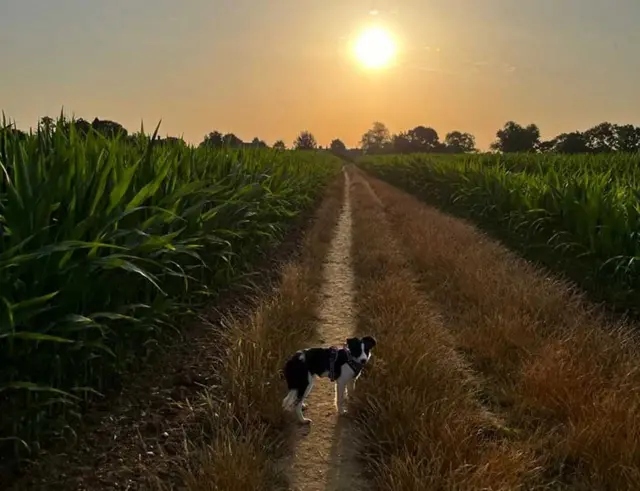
[353, 26, 397, 69]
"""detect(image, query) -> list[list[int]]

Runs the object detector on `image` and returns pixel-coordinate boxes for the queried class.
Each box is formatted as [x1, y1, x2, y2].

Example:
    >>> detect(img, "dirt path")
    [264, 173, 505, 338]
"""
[287, 171, 367, 491]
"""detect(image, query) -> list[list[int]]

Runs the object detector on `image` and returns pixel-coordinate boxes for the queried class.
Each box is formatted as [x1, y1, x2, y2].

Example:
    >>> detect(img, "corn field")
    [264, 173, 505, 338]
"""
[0, 117, 340, 461]
[360, 152, 640, 316]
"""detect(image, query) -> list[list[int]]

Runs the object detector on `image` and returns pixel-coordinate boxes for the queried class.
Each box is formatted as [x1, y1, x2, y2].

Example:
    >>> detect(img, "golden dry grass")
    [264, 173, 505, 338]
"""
[364, 172, 640, 490]
[149, 174, 345, 491]
[346, 168, 540, 490]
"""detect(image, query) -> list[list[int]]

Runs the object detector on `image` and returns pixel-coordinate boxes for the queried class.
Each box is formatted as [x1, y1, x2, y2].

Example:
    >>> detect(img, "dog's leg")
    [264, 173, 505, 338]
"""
[296, 372, 314, 424]
[346, 378, 356, 399]
[335, 378, 348, 415]
[336, 365, 357, 414]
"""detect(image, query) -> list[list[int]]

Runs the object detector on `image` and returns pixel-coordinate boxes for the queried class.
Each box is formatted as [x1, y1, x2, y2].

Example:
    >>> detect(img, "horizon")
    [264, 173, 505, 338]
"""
[2, 0, 639, 150]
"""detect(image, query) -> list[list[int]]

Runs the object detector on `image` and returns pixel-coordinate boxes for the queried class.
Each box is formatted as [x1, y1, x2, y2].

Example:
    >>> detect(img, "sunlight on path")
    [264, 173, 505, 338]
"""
[288, 171, 367, 491]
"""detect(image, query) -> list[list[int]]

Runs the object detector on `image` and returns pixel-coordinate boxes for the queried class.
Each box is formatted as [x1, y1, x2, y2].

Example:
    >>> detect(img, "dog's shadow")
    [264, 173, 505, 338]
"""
[323, 413, 363, 490]
[292, 412, 362, 490]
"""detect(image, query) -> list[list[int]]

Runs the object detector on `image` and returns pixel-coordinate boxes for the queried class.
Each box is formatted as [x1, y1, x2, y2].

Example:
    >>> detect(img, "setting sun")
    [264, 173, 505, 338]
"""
[353, 26, 397, 69]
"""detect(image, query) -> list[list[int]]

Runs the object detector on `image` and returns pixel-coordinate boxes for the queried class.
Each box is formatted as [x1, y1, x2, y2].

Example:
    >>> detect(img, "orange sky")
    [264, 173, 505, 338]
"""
[1, 0, 639, 150]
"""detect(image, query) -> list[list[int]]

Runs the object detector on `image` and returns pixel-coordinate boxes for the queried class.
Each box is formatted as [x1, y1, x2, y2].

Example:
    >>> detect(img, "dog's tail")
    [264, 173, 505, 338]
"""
[282, 390, 297, 411]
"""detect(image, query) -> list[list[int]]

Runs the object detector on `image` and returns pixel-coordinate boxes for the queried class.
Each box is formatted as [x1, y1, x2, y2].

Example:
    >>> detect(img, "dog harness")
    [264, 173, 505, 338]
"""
[328, 346, 364, 381]
[346, 355, 364, 377]
[328, 346, 339, 381]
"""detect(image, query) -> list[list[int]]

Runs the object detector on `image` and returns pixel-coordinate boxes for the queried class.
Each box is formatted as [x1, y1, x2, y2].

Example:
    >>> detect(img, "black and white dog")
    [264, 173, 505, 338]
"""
[281, 336, 377, 424]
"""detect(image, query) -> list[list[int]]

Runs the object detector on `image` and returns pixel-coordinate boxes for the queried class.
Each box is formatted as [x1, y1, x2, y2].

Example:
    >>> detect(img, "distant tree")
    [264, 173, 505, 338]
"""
[158, 136, 186, 148]
[360, 121, 392, 154]
[222, 133, 243, 147]
[584, 122, 617, 153]
[406, 126, 441, 152]
[294, 130, 318, 150]
[73, 118, 92, 137]
[273, 140, 286, 151]
[583, 122, 618, 153]
[39, 116, 55, 132]
[330, 138, 347, 154]
[613, 124, 640, 153]
[552, 132, 589, 154]
[0, 122, 28, 145]
[491, 121, 540, 153]
[91, 118, 128, 139]
[391, 132, 413, 153]
[200, 131, 224, 148]
[444, 131, 476, 153]
[250, 137, 268, 148]
[537, 140, 555, 153]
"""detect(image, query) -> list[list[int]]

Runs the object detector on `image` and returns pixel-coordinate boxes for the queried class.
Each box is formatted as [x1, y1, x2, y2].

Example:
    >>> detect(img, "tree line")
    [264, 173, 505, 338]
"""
[280, 120, 640, 156]
[3, 115, 639, 155]
[492, 121, 640, 154]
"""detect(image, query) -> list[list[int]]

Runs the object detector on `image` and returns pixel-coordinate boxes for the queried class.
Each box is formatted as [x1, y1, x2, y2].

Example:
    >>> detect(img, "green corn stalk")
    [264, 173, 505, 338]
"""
[359, 151, 640, 316]
[0, 114, 340, 462]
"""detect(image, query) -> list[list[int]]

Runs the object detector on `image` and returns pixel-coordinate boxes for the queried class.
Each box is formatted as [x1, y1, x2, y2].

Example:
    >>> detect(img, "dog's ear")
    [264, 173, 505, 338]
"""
[362, 335, 377, 350]
[346, 337, 359, 350]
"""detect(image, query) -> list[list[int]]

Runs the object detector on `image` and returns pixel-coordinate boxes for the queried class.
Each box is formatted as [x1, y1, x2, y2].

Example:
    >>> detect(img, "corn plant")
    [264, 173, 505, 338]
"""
[359, 152, 640, 315]
[0, 115, 340, 462]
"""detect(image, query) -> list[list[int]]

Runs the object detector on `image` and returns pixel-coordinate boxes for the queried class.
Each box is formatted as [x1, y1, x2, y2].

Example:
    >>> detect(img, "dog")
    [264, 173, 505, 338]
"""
[281, 336, 377, 424]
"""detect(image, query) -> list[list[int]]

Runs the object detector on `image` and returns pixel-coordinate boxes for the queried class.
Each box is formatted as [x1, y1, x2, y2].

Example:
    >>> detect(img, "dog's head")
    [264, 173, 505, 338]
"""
[346, 335, 377, 364]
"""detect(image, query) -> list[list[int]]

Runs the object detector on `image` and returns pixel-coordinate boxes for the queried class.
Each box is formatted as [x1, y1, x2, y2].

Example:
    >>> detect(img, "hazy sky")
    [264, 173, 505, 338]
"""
[1, 0, 639, 149]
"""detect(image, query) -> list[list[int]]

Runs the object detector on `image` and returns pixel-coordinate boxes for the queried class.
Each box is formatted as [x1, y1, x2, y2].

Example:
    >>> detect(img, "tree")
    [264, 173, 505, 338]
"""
[294, 130, 318, 150]
[552, 132, 589, 154]
[392, 132, 413, 153]
[614, 124, 640, 153]
[491, 121, 540, 153]
[250, 137, 268, 148]
[91, 118, 128, 139]
[330, 138, 347, 154]
[444, 131, 476, 153]
[406, 126, 440, 152]
[273, 140, 286, 151]
[200, 131, 224, 148]
[584, 122, 617, 153]
[73, 118, 92, 137]
[222, 133, 243, 147]
[538, 140, 555, 153]
[360, 121, 392, 154]
[39, 116, 55, 132]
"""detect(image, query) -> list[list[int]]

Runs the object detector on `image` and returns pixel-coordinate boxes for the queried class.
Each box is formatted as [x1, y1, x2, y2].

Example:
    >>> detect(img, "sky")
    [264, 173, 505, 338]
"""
[1, 0, 639, 150]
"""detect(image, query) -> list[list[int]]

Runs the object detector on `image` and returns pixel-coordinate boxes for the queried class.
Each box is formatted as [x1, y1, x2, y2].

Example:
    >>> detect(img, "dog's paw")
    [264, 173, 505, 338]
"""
[299, 417, 312, 425]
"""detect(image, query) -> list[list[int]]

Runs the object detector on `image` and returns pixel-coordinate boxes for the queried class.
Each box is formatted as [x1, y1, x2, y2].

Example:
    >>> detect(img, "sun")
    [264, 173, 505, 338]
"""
[353, 26, 397, 69]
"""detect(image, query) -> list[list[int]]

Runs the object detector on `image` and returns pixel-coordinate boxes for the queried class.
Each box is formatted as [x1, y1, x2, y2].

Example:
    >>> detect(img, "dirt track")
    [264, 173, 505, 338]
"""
[287, 171, 367, 491]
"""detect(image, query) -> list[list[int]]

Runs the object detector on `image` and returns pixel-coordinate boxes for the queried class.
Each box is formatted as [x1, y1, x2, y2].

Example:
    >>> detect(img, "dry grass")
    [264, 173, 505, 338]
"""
[364, 172, 640, 490]
[346, 169, 540, 490]
[148, 174, 345, 491]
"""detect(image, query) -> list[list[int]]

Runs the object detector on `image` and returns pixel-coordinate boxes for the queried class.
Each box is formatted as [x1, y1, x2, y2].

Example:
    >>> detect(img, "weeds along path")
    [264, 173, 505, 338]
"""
[346, 168, 538, 490]
[362, 172, 640, 489]
[162, 174, 347, 491]
[286, 170, 368, 491]
[8, 176, 345, 491]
